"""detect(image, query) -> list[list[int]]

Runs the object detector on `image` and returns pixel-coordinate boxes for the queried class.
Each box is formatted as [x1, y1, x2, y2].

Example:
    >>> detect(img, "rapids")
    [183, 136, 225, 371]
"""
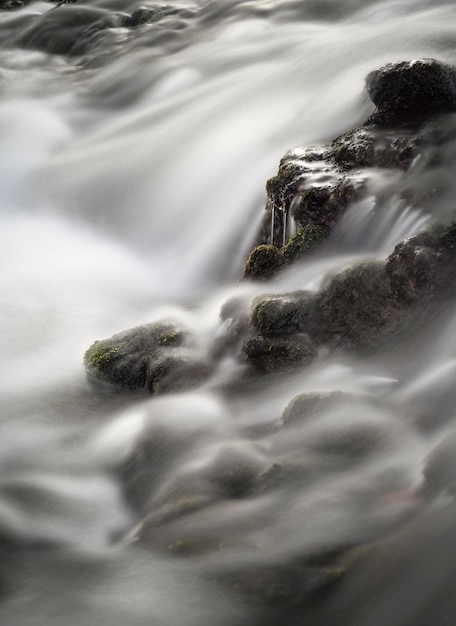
[1, 0, 456, 624]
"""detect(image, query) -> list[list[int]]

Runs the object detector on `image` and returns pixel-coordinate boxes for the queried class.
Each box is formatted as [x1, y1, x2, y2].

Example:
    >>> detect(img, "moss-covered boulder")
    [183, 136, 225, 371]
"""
[84, 322, 210, 394]
[386, 222, 456, 303]
[242, 244, 286, 281]
[250, 291, 317, 337]
[243, 334, 317, 372]
[318, 261, 400, 350]
[241, 220, 456, 372]
[283, 224, 328, 261]
[366, 59, 456, 124]
[244, 58, 456, 278]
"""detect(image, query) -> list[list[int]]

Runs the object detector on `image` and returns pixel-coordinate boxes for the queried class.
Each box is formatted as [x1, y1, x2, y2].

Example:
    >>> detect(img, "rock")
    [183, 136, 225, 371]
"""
[244, 58, 456, 278]
[318, 261, 401, 350]
[291, 179, 362, 231]
[386, 222, 456, 303]
[243, 334, 317, 372]
[84, 321, 210, 394]
[123, 5, 194, 28]
[14, 6, 125, 56]
[366, 59, 456, 124]
[282, 391, 345, 426]
[250, 291, 317, 337]
[331, 127, 375, 170]
[242, 244, 286, 281]
[283, 224, 328, 261]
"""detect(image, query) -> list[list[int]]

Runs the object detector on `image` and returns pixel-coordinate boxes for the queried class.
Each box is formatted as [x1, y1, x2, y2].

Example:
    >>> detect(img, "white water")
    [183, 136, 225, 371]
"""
[2, 1, 456, 624]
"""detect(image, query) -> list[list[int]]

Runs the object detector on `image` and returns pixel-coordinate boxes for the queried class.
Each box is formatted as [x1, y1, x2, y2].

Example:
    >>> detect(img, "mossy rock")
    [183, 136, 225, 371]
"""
[386, 222, 456, 303]
[318, 261, 400, 350]
[283, 224, 328, 261]
[331, 127, 375, 170]
[84, 322, 209, 393]
[366, 59, 456, 124]
[290, 177, 364, 232]
[243, 244, 286, 281]
[250, 291, 316, 337]
[243, 335, 317, 372]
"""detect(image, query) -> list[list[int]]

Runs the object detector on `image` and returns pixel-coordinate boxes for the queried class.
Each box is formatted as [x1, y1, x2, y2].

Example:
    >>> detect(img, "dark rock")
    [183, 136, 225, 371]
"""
[84, 321, 210, 394]
[242, 244, 286, 281]
[292, 178, 363, 230]
[124, 5, 194, 28]
[332, 127, 375, 169]
[283, 224, 328, 261]
[366, 59, 456, 124]
[243, 334, 317, 372]
[318, 262, 400, 350]
[245, 58, 456, 278]
[250, 291, 317, 337]
[14, 6, 124, 56]
[240, 220, 456, 373]
[386, 222, 456, 303]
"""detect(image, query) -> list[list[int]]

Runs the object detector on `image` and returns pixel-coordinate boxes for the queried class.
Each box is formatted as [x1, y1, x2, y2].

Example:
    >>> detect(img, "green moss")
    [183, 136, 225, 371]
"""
[84, 342, 121, 371]
[242, 244, 286, 281]
[283, 224, 328, 261]
[159, 330, 183, 346]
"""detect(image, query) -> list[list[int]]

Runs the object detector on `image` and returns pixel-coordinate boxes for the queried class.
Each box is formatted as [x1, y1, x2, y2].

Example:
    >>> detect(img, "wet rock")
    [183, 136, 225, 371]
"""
[124, 5, 194, 28]
[250, 291, 317, 337]
[366, 59, 456, 124]
[14, 6, 125, 56]
[243, 334, 317, 372]
[318, 261, 398, 350]
[386, 222, 456, 303]
[283, 224, 328, 261]
[282, 391, 345, 426]
[240, 219, 456, 377]
[244, 58, 456, 278]
[242, 244, 286, 281]
[332, 127, 375, 170]
[291, 179, 363, 231]
[84, 321, 210, 394]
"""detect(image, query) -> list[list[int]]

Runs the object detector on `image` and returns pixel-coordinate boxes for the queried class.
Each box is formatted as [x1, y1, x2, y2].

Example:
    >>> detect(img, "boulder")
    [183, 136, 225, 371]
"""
[84, 322, 210, 393]
[366, 59, 456, 124]
[243, 58, 456, 279]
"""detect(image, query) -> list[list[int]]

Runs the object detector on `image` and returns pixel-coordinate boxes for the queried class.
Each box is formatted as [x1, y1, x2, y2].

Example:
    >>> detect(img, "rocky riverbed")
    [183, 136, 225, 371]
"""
[3, 2, 456, 625]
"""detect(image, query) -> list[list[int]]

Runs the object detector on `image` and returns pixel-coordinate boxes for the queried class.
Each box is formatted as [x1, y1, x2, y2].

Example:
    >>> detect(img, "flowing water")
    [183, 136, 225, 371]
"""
[2, 1, 456, 624]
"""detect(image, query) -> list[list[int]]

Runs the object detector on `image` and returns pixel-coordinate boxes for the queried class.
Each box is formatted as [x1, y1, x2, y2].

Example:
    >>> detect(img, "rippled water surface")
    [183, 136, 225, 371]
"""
[2, 0, 456, 624]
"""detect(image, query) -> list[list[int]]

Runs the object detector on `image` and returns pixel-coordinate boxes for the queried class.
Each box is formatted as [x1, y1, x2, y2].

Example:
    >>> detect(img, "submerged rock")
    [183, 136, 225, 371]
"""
[281, 391, 345, 426]
[14, 6, 125, 56]
[84, 322, 209, 394]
